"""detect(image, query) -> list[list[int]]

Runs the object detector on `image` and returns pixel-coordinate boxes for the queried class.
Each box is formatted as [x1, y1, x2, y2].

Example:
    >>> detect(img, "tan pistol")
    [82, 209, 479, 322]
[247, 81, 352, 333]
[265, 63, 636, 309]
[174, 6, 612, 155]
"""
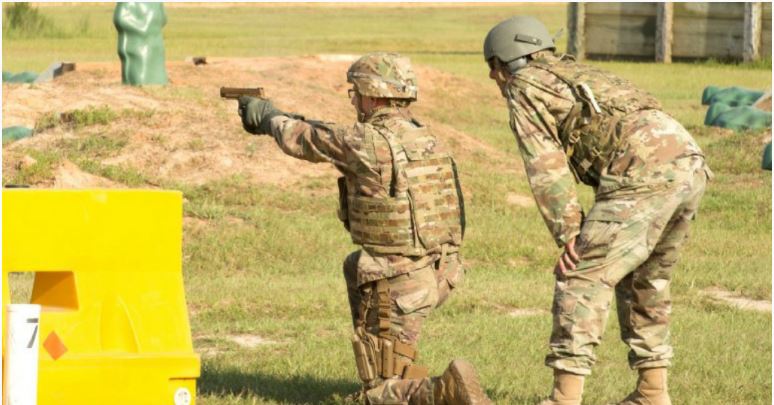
[220, 87, 266, 99]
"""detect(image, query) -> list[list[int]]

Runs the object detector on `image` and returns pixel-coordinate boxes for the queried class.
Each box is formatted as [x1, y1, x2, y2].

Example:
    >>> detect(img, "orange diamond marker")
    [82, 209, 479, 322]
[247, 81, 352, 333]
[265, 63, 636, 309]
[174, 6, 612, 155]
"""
[43, 331, 68, 360]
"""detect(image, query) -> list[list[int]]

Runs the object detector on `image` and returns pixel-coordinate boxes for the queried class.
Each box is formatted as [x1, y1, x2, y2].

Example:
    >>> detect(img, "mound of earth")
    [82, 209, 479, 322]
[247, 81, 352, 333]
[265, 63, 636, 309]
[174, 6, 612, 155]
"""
[2, 56, 508, 189]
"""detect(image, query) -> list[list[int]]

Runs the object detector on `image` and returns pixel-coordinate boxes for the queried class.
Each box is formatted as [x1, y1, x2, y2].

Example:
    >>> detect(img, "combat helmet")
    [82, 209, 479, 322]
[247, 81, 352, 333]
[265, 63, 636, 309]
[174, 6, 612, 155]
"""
[347, 52, 418, 101]
[483, 16, 556, 67]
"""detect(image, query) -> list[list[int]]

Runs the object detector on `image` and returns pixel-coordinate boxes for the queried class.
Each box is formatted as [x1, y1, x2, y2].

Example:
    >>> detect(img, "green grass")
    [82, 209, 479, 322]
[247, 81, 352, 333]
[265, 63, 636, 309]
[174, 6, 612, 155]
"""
[6, 106, 153, 186]
[35, 105, 117, 131]
[4, 148, 61, 186]
[2, 4, 569, 72]
[4, 4, 771, 405]
[75, 158, 146, 186]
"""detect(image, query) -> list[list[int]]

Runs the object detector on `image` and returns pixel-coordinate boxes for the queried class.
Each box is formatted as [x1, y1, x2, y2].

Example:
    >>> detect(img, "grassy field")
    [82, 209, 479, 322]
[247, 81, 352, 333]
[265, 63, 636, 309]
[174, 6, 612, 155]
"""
[4, 3, 772, 405]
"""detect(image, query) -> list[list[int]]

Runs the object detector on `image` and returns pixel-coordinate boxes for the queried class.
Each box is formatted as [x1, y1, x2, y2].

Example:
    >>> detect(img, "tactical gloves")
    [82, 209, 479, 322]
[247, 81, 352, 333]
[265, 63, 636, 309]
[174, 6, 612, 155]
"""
[238, 96, 283, 135]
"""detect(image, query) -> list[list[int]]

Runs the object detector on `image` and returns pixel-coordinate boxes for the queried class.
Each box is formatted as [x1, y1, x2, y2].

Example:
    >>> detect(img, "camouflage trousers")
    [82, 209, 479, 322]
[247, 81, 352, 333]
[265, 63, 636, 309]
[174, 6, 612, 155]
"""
[343, 250, 464, 404]
[546, 155, 710, 375]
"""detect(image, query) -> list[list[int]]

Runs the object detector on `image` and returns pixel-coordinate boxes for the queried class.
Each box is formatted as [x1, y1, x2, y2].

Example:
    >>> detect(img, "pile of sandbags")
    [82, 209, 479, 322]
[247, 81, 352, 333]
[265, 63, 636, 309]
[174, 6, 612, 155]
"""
[3, 62, 75, 84]
[702, 86, 772, 171]
[702, 86, 771, 131]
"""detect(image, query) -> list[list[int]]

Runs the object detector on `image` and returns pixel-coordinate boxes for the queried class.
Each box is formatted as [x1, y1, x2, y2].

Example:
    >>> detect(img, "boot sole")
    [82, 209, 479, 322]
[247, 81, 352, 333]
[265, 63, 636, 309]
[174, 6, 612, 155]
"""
[448, 360, 493, 405]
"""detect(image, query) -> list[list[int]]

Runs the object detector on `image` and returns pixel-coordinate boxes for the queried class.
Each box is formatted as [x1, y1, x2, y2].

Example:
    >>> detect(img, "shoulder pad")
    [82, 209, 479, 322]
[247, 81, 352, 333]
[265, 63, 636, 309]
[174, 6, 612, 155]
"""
[513, 65, 567, 91]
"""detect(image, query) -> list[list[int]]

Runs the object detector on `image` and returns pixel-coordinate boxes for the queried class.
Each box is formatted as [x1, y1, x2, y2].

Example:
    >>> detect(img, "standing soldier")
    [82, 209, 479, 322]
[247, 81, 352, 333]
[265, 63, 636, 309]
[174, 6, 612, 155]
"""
[483, 16, 711, 405]
[236, 52, 491, 405]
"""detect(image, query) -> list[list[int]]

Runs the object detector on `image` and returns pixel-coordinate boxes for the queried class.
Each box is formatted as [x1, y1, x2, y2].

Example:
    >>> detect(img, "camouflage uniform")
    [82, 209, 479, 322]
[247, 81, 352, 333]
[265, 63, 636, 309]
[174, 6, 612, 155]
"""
[505, 53, 711, 375]
[265, 72, 467, 403]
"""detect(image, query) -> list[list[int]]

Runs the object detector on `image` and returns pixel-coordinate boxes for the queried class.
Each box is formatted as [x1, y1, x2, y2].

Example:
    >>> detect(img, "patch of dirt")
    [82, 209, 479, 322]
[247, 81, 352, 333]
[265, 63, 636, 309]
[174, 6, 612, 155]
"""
[507, 308, 548, 317]
[3, 56, 506, 189]
[507, 257, 531, 269]
[225, 216, 244, 225]
[506, 192, 534, 207]
[195, 346, 222, 359]
[491, 302, 548, 318]
[753, 90, 771, 112]
[760, 128, 772, 144]
[701, 287, 771, 313]
[192, 335, 223, 358]
[226, 334, 280, 348]
[183, 217, 209, 228]
[192, 333, 281, 357]
[18, 154, 37, 169]
[53, 160, 121, 189]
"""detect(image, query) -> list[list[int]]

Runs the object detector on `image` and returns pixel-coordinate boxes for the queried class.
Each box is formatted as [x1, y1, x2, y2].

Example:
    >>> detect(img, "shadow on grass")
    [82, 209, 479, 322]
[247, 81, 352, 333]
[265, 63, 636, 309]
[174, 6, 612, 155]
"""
[200, 364, 515, 403]
[198, 364, 359, 404]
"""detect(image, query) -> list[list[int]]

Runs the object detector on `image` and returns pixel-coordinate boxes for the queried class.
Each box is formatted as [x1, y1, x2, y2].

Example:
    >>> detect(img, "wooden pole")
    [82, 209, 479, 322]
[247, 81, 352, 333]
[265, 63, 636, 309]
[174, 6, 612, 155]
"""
[567, 3, 585, 60]
[656, 3, 674, 63]
[744, 2, 762, 62]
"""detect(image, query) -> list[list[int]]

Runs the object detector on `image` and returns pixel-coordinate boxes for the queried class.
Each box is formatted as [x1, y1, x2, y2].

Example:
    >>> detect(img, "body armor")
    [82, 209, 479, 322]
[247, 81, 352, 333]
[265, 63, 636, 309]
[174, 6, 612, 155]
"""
[528, 56, 662, 185]
[338, 116, 465, 257]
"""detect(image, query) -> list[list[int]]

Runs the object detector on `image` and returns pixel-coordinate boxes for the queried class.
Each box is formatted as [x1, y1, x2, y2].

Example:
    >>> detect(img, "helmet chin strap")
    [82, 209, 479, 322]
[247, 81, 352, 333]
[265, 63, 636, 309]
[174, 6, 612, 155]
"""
[491, 59, 513, 98]
[355, 93, 368, 123]
[496, 69, 509, 83]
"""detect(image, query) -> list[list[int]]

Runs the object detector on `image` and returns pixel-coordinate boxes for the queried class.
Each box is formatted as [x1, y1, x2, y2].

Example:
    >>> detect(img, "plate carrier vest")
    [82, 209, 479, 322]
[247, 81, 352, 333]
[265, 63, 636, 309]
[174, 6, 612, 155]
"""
[337, 118, 464, 256]
[528, 56, 662, 185]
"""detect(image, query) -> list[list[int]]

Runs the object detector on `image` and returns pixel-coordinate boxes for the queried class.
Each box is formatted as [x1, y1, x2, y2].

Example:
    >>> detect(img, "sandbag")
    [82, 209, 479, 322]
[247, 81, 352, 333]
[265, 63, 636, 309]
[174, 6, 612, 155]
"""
[705, 103, 772, 131]
[2, 126, 33, 144]
[763, 142, 772, 171]
[702, 86, 765, 107]
[3, 71, 38, 83]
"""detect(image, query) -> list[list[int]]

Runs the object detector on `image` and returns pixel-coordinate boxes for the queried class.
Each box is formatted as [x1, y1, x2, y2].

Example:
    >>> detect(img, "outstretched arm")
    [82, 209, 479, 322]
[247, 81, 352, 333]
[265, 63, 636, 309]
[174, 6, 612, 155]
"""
[268, 115, 348, 166]
[238, 97, 349, 168]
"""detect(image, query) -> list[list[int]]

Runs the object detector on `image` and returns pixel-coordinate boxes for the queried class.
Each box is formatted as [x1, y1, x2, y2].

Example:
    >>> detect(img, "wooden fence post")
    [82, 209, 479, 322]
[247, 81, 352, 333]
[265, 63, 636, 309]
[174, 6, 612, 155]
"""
[567, 3, 585, 60]
[744, 2, 762, 62]
[656, 3, 674, 63]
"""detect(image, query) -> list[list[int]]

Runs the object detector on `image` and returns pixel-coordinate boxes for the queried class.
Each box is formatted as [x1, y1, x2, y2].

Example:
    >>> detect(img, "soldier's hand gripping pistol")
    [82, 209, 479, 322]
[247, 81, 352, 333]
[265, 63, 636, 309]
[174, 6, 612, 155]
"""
[221, 87, 305, 136]
[221, 86, 277, 135]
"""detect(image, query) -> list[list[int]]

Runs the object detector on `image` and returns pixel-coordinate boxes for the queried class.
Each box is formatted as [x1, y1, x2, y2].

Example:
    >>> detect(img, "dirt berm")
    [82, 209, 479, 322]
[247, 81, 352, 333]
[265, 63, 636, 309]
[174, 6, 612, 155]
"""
[2, 56, 508, 189]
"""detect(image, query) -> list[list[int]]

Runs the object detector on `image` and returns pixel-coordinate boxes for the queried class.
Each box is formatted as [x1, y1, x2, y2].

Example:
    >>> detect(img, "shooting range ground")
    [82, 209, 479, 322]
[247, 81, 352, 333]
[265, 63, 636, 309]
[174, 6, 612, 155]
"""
[3, 3, 771, 404]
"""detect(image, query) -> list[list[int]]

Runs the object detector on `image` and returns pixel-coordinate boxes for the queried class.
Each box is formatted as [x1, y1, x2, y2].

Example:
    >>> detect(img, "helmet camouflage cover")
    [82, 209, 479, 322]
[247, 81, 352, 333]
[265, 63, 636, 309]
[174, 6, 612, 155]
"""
[347, 52, 418, 100]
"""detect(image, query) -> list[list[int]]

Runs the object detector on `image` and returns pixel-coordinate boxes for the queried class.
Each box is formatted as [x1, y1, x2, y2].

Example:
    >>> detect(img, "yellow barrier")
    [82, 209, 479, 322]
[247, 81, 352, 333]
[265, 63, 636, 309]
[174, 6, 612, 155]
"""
[3, 189, 199, 405]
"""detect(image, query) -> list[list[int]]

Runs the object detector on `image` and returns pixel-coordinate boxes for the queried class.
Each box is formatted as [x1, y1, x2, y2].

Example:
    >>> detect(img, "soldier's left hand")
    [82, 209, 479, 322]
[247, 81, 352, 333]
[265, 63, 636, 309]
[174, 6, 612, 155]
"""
[554, 237, 580, 279]
[238, 96, 281, 135]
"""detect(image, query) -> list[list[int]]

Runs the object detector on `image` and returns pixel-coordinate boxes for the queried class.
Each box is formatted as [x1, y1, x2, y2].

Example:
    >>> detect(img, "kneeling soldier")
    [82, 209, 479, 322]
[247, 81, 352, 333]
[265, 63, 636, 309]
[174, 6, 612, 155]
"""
[237, 52, 491, 405]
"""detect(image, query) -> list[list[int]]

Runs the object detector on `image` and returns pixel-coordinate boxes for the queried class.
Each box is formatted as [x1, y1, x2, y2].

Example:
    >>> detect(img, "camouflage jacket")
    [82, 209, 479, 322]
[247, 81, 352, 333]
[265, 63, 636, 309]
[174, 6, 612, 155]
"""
[506, 54, 704, 247]
[268, 107, 451, 285]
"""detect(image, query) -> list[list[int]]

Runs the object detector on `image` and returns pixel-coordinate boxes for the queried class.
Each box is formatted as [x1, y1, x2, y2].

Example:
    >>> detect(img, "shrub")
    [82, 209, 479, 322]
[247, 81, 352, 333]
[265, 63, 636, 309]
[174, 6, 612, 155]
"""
[2, 2, 60, 38]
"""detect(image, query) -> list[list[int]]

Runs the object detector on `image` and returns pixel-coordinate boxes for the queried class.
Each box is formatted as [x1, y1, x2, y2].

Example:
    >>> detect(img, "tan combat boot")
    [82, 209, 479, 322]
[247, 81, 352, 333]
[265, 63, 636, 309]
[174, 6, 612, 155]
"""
[616, 368, 671, 405]
[432, 359, 493, 405]
[538, 370, 584, 405]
